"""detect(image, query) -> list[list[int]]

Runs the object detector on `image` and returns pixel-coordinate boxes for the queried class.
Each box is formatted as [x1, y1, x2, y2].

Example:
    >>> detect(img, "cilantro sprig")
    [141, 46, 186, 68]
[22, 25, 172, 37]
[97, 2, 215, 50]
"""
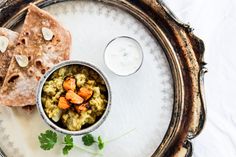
[97, 136, 104, 150]
[82, 134, 95, 146]
[63, 135, 74, 155]
[38, 130, 57, 150]
[81, 134, 104, 150]
[38, 129, 134, 155]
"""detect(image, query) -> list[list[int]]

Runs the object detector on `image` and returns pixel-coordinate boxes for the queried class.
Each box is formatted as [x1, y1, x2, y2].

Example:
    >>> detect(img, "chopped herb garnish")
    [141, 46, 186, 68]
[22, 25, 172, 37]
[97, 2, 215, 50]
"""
[62, 135, 74, 155]
[82, 134, 96, 146]
[38, 130, 57, 150]
[38, 129, 134, 155]
[97, 136, 104, 150]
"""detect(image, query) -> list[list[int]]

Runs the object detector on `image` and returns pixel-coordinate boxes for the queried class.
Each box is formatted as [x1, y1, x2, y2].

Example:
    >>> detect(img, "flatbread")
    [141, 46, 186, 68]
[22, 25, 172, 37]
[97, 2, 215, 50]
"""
[0, 28, 18, 87]
[0, 4, 71, 106]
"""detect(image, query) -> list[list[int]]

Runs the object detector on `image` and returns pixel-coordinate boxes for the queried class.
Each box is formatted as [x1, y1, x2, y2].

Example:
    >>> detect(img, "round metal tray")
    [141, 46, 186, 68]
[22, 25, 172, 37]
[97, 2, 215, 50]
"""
[0, 0, 206, 157]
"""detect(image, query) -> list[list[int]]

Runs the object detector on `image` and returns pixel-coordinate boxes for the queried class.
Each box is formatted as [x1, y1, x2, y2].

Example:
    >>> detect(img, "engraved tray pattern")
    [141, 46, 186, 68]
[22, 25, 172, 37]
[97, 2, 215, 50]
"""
[0, 1, 173, 157]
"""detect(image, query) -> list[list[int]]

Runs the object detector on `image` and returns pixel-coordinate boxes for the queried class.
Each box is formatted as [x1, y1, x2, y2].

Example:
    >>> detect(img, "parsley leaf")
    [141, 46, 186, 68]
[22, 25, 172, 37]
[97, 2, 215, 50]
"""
[82, 134, 95, 146]
[97, 136, 104, 150]
[64, 135, 73, 145]
[38, 130, 57, 150]
[63, 145, 73, 155]
[63, 135, 74, 155]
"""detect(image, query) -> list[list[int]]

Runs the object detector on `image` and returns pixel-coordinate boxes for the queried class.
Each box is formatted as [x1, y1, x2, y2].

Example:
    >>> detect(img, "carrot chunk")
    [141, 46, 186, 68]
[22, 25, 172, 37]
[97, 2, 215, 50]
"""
[66, 90, 84, 104]
[58, 97, 70, 109]
[78, 87, 93, 100]
[63, 77, 76, 91]
[75, 103, 88, 112]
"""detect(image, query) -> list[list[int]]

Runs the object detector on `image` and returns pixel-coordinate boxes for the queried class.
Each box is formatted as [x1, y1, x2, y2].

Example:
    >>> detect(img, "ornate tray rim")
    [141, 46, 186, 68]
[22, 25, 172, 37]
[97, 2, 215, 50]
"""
[0, 0, 207, 157]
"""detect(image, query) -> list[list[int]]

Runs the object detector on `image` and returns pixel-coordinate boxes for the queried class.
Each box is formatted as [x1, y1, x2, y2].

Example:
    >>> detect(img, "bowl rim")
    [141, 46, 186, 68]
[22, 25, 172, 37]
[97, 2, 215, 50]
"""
[103, 36, 144, 77]
[36, 60, 112, 136]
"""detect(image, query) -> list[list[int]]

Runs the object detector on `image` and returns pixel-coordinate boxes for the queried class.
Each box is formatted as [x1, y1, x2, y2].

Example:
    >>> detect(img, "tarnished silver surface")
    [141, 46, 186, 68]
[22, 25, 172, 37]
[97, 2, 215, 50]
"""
[0, 0, 206, 156]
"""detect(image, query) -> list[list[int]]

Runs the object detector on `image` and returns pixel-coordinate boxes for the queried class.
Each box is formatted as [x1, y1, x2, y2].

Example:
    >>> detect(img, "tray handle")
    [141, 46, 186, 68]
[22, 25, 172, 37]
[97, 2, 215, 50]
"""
[172, 140, 192, 157]
[175, 67, 207, 157]
[173, 65, 207, 157]
[158, 1, 207, 155]
[160, 0, 207, 140]
[187, 34, 207, 139]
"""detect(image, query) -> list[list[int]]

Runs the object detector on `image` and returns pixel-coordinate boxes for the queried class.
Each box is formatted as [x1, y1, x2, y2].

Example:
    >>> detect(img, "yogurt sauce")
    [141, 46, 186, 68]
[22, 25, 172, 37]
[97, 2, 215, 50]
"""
[104, 37, 143, 76]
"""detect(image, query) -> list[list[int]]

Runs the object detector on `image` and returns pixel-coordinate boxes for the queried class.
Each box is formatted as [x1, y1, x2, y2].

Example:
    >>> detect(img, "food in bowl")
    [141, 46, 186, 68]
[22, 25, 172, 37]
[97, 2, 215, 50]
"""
[41, 65, 108, 131]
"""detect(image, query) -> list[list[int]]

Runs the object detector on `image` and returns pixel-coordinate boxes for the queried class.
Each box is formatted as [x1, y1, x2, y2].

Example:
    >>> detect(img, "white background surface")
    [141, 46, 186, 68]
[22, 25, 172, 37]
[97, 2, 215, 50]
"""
[163, 0, 236, 156]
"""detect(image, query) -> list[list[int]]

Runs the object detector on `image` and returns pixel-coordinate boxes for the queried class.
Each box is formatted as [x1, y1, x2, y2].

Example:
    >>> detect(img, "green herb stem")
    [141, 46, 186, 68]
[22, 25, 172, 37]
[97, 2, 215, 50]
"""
[104, 128, 136, 143]
[74, 144, 103, 156]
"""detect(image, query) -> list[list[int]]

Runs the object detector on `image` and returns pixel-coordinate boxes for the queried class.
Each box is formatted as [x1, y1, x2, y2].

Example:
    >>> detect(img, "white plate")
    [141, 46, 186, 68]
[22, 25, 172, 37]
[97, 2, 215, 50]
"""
[0, 1, 173, 157]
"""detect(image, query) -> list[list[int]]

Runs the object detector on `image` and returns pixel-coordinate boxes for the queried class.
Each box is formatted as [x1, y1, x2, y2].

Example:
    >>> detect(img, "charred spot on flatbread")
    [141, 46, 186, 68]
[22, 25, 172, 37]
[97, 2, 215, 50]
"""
[7, 74, 20, 83]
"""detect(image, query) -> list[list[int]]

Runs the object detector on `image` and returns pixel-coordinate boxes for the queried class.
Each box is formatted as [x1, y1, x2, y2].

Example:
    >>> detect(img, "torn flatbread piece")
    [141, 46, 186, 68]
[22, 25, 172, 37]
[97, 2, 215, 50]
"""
[0, 4, 71, 106]
[0, 28, 18, 87]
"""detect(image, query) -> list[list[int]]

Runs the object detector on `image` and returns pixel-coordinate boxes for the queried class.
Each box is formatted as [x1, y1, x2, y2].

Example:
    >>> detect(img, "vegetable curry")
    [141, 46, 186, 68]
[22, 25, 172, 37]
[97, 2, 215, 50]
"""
[42, 65, 108, 131]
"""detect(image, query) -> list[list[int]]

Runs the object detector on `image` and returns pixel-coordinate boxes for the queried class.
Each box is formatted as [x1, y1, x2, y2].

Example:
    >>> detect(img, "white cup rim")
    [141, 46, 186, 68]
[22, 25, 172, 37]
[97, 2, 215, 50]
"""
[103, 36, 144, 76]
